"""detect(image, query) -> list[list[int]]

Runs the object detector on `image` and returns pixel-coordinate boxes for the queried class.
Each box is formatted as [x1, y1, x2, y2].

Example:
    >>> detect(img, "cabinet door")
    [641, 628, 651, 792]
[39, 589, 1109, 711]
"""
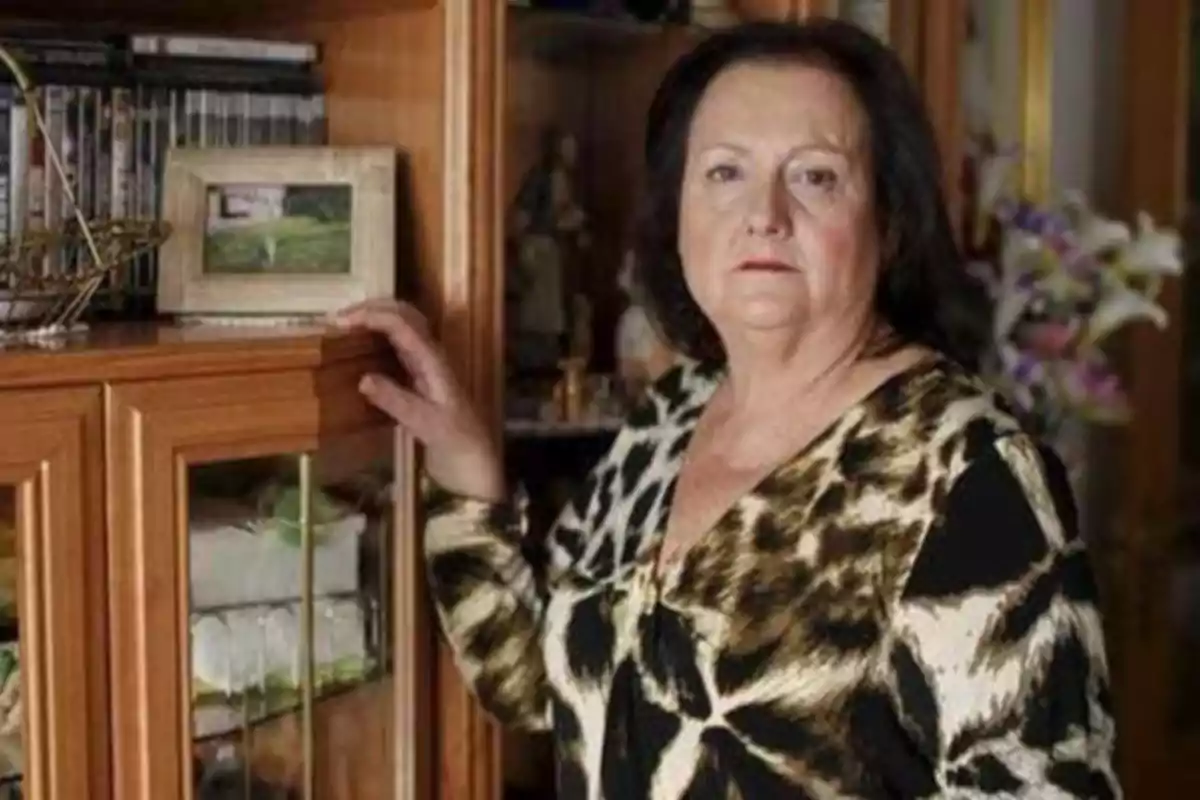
[0, 388, 108, 800]
[107, 369, 431, 800]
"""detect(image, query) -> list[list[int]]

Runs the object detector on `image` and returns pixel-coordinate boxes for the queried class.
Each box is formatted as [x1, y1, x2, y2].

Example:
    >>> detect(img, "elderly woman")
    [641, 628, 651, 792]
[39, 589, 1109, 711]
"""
[334, 18, 1119, 800]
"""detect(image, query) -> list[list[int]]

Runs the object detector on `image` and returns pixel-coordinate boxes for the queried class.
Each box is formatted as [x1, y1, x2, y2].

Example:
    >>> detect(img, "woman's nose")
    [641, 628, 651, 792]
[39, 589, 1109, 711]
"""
[744, 174, 792, 239]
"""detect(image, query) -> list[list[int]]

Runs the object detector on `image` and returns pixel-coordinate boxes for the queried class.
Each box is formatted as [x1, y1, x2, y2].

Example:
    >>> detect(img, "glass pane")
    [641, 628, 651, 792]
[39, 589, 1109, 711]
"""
[0, 487, 21, 800]
[187, 431, 395, 799]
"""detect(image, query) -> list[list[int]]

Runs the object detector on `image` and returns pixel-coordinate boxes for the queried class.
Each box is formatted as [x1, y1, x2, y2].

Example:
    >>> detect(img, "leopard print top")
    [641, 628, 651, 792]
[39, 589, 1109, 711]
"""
[423, 356, 1119, 799]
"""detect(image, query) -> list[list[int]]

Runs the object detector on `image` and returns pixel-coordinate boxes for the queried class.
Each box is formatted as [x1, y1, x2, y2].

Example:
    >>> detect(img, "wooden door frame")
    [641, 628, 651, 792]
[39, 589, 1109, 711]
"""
[434, 0, 506, 799]
[1111, 0, 1192, 797]
[1119, 0, 1190, 528]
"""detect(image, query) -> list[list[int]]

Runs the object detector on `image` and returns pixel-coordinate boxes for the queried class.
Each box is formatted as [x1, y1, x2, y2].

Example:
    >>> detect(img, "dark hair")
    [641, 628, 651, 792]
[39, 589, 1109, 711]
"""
[633, 18, 989, 370]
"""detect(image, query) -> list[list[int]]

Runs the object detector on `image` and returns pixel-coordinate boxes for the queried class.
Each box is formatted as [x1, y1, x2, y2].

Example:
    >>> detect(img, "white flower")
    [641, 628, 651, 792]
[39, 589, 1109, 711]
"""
[1064, 191, 1131, 255]
[1121, 212, 1183, 277]
[992, 232, 1040, 341]
[1085, 282, 1170, 344]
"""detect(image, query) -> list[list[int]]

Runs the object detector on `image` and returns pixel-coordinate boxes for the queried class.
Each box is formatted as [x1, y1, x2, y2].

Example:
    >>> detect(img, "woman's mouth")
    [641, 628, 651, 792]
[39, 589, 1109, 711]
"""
[736, 259, 796, 272]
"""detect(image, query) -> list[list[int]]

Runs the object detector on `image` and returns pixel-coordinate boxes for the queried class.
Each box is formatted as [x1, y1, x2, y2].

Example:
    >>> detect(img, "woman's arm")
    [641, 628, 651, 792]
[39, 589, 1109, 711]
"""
[891, 434, 1120, 799]
[422, 467, 596, 732]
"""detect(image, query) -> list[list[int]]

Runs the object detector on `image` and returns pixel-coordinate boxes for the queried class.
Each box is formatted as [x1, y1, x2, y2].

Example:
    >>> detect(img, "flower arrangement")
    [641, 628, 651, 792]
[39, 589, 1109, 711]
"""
[967, 147, 1185, 440]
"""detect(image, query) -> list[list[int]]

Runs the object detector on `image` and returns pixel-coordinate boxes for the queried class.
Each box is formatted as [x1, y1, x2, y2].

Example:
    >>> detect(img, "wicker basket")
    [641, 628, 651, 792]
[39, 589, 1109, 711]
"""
[0, 42, 171, 340]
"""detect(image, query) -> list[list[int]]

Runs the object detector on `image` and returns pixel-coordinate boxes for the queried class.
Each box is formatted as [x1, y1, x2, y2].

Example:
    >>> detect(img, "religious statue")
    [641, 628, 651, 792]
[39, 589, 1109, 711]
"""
[506, 128, 593, 372]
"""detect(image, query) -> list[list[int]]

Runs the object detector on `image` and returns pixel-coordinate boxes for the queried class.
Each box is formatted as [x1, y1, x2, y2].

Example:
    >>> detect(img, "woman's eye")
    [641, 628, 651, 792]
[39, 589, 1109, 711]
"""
[793, 167, 838, 190]
[704, 164, 741, 183]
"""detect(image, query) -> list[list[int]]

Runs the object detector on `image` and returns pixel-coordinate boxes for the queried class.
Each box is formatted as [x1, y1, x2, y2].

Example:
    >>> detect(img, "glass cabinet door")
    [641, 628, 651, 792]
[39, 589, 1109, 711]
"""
[186, 435, 408, 798]
[0, 388, 109, 800]
[108, 367, 428, 800]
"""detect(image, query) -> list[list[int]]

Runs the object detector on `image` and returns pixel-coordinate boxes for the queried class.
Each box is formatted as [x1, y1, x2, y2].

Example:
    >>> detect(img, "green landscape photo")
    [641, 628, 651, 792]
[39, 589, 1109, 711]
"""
[203, 183, 353, 275]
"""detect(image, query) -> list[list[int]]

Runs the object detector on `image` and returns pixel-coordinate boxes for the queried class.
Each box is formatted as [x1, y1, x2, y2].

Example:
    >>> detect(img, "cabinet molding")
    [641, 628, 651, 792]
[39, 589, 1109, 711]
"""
[436, 1, 506, 799]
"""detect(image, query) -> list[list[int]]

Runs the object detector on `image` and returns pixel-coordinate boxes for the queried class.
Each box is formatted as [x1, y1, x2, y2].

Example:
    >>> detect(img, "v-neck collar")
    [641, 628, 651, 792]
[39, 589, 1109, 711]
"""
[640, 354, 947, 589]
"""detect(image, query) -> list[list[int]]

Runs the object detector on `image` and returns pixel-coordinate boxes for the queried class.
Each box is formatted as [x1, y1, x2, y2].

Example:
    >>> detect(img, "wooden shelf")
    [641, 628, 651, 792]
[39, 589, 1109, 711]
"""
[0, 322, 392, 389]
[0, 0, 434, 28]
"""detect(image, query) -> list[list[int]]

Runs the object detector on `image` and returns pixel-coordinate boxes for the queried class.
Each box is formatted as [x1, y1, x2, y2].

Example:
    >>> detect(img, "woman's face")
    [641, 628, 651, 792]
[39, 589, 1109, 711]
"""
[678, 59, 880, 350]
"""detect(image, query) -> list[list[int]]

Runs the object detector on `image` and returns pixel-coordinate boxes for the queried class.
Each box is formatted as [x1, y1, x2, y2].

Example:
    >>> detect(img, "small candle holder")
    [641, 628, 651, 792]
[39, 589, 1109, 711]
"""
[557, 356, 589, 422]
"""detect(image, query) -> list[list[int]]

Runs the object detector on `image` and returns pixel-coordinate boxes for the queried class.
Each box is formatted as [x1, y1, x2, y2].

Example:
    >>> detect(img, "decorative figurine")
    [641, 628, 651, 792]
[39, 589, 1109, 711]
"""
[614, 250, 675, 403]
[507, 127, 592, 372]
[558, 355, 589, 422]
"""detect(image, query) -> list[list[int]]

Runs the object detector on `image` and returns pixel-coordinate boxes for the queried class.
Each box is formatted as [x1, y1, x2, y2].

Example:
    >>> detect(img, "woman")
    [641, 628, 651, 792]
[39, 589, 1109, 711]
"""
[334, 19, 1119, 800]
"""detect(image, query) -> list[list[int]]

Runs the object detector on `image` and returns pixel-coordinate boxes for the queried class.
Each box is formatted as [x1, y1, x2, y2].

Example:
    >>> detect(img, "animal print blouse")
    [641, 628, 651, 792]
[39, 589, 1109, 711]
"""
[423, 356, 1119, 799]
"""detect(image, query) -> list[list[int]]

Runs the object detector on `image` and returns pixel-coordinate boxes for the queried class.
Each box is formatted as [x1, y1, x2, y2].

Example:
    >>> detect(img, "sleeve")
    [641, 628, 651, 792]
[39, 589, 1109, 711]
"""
[890, 434, 1121, 799]
[421, 464, 597, 732]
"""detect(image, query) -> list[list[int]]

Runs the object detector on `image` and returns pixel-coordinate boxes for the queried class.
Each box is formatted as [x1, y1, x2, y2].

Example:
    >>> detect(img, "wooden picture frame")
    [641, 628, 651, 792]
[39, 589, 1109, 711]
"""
[157, 146, 397, 317]
[962, 0, 1053, 200]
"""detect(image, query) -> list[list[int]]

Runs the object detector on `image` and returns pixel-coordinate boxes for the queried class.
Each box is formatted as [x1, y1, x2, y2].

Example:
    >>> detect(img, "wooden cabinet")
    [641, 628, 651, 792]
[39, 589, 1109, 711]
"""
[0, 324, 429, 800]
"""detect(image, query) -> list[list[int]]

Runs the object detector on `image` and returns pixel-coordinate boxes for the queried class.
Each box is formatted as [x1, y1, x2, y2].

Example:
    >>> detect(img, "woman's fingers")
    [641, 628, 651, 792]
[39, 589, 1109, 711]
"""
[331, 300, 451, 402]
[358, 373, 444, 442]
[335, 297, 433, 337]
[332, 298, 430, 334]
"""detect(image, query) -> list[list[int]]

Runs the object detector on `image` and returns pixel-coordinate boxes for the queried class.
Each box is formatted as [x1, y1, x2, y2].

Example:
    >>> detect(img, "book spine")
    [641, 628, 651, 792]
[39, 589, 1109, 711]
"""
[62, 85, 79, 220]
[311, 95, 328, 145]
[27, 90, 45, 261]
[268, 94, 288, 144]
[61, 85, 79, 275]
[94, 87, 115, 310]
[0, 87, 11, 247]
[75, 86, 93, 224]
[9, 100, 27, 246]
[110, 87, 132, 221]
[43, 85, 65, 275]
[94, 88, 112, 221]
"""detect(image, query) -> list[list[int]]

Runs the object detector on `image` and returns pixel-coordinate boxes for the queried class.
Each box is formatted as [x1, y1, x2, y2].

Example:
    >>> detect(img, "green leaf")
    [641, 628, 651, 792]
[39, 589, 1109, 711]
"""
[269, 486, 344, 547]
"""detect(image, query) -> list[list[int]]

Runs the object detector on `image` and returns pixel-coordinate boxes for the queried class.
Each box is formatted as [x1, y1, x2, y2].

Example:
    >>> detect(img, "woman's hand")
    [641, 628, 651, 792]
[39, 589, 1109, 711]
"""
[330, 298, 506, 503]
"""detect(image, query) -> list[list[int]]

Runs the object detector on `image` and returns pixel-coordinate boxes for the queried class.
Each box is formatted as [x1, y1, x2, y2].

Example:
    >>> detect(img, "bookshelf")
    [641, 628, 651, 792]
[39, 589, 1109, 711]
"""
[0, 2, 970, 798]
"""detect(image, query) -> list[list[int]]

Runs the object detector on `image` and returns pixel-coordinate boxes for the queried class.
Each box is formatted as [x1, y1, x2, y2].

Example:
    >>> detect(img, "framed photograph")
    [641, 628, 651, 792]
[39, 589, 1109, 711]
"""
[157, 146, 397, 317]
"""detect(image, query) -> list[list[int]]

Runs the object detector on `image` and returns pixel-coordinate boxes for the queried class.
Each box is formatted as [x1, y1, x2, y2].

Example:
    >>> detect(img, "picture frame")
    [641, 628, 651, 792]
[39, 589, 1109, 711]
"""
[962, 0, 1053, 200]
[157, 146, 397, 317]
